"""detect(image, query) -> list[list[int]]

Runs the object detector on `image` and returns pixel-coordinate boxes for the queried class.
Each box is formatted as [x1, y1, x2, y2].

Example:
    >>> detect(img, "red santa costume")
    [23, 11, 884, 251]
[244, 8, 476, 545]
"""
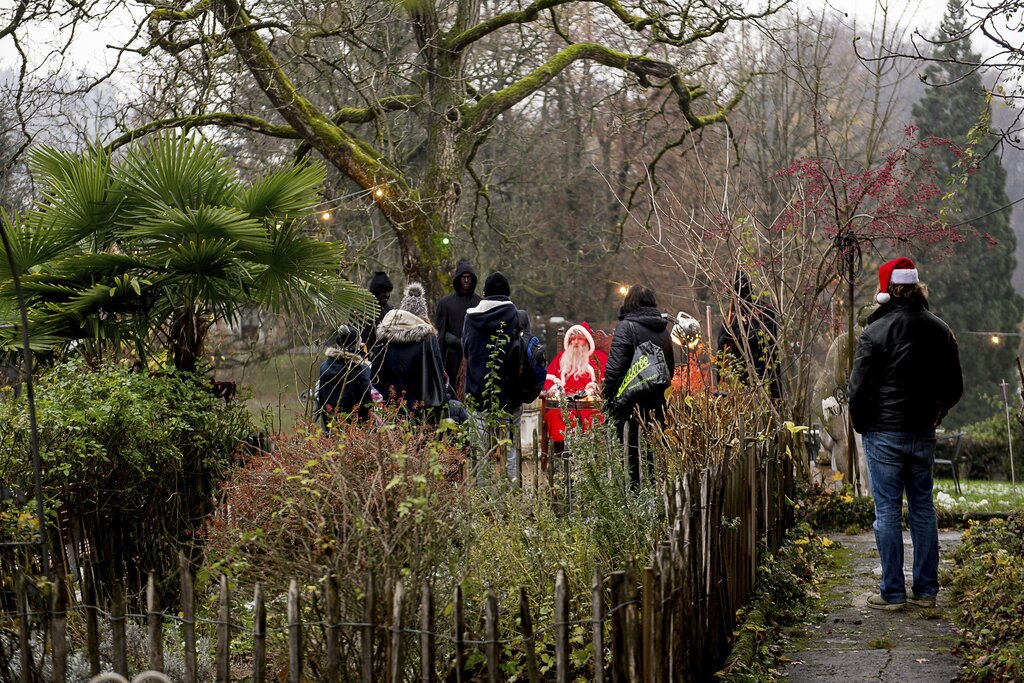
[543, 322, 608, 444]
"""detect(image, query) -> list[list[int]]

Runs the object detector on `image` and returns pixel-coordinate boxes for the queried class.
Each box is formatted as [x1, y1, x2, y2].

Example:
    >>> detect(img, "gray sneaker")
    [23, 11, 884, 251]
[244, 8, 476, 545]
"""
[907, 592, 936, 608]
[867, 594, 906, 611]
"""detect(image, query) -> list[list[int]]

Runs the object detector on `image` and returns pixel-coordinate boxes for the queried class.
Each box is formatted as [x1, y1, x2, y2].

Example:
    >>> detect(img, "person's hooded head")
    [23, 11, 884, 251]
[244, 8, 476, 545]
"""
[733, 270, 752, 303]
[368, 271, 394, 307]
[451, 258, 478, 296]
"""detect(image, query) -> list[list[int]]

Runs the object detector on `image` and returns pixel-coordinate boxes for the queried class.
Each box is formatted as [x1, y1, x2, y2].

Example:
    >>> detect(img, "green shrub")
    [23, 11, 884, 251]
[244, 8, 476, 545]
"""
[0, 357, 253, 598]
[717, 522, 838, 681]
[947, 515, 1024, 681]
[961, 413, 1022, 480]
[795, 482, 875, 532]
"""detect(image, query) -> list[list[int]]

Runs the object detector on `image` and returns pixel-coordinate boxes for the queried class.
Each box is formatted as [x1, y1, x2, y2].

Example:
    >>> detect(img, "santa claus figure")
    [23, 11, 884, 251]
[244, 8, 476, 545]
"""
[543, 322, 608, 453]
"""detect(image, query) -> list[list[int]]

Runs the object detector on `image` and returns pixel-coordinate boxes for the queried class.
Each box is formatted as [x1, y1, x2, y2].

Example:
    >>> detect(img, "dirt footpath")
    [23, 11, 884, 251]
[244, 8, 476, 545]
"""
[783, 530, 963, 682]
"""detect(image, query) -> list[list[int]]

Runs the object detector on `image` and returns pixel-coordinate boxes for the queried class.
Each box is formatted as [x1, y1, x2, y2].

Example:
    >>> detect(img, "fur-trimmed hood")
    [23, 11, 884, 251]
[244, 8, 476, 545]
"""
[377, 308, 437, 343]
[324, 347, 367, 365]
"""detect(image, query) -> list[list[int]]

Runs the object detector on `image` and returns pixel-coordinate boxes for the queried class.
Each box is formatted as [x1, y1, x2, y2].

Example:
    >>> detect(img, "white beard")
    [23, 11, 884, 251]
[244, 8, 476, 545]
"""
[559, 345, 595, 381]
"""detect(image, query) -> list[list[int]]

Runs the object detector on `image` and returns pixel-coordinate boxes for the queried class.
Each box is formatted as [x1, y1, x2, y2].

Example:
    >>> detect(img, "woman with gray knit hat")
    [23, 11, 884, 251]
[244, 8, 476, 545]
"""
[370, 283, 448, 419]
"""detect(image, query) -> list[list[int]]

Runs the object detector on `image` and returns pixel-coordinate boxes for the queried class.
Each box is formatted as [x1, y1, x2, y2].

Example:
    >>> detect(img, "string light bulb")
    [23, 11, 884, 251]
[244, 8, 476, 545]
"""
[991, 335, 1001, 345]
[321, 211, 332, 221]
[374, 187, 385, 199]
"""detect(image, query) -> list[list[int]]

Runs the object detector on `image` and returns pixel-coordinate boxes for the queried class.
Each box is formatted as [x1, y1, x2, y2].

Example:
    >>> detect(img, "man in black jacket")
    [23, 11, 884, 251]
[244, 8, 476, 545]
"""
[848, 257, 962, 611]
[462, 271, 525, 484]
[435, 259, 481, 399]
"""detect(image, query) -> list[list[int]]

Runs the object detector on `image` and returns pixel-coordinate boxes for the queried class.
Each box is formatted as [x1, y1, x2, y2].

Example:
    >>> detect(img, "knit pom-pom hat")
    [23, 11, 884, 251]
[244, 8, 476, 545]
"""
[399, 282, 428, 320]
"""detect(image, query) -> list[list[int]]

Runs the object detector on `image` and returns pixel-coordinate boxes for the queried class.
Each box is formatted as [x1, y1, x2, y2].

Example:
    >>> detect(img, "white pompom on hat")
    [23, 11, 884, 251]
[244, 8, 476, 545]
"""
[875, 257, 919, 304]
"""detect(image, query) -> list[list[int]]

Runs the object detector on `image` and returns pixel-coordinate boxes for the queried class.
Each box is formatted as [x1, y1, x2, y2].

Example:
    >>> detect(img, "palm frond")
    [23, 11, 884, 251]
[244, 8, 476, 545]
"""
[26, 144, 124, 246]
[0, 209, 81, 280]
[119, 132, 239, 213]
[127, 206, 266, 254]
[235, 162, 327, 218]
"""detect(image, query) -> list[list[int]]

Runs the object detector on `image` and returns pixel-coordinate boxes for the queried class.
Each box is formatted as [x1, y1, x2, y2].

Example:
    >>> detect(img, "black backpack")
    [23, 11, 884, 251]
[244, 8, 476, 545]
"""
[507, 329, 545, 404]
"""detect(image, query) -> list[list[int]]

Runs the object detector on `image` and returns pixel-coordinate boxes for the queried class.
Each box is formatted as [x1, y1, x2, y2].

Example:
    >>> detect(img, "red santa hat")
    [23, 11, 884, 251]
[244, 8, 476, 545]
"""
[875, 257, 919, 304]
[563, 322, 596, 353]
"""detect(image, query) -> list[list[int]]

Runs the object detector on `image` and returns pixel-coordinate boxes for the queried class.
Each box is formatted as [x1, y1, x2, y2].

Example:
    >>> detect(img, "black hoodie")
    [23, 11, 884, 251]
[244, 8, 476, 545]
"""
[435, 259, 482, 383]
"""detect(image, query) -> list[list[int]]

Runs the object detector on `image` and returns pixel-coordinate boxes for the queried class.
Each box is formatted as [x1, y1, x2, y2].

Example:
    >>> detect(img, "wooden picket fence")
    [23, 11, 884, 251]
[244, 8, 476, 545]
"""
[3, 431, 794, 682]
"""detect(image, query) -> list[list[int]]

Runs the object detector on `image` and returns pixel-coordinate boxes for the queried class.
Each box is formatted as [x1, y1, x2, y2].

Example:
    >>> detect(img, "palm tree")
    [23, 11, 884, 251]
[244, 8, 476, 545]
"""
[0, 133, 374, 371]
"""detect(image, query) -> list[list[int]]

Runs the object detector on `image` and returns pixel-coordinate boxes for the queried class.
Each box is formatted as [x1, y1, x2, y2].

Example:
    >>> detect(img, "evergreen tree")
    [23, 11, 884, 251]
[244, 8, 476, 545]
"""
[912, 0, 1024, 426]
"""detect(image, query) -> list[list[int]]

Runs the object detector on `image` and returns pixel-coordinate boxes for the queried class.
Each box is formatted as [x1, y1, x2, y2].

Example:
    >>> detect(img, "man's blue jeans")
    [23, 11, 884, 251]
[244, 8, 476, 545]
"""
[863, 430, 939, 602]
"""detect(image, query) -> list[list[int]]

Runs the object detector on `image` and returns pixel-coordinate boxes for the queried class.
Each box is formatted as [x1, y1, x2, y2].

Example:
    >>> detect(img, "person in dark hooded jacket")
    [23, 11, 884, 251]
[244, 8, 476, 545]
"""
[717, 270, 781, 399]
[602, 285, 676, 486]
[435, 259, 481, 399]
[315, 325, 373, 430]
[371, 283, 447, 419]
[362, 271, 394, 351]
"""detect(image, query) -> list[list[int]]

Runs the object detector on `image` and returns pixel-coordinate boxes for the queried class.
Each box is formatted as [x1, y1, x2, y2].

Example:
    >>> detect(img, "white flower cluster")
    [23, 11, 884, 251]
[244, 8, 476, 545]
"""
[934, 491, 990, 509]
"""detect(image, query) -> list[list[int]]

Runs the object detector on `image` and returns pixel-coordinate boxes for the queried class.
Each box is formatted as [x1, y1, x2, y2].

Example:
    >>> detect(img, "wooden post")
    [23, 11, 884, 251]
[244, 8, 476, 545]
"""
[16, 572, 30, 683]
[52, 574, 68, 683]
[485, 588, 499, 683]
[84, 566, 100, 677]
[111, 582, 128, 676]
[253, 584, 266, 683]
[454, 586, 465, 683]
[519, 587, 540, 683]
[592, 570, 604, 683]
[326, 574, 340, 683]
[390, 580, 404, 683]
[420, 582, 435, 683]
[179, 553, 197, 683]
[622, 422, 631, 492]
[642, 566, 654, 683]
[361, 573, 375, 683]
[624, 559, 640, 683]
[555, 569, 569, 683]
[288, 579, 302, 683]
[147, 571, 164, 673]
[609, 571, 625, 683]
[216, 574, 230, 683]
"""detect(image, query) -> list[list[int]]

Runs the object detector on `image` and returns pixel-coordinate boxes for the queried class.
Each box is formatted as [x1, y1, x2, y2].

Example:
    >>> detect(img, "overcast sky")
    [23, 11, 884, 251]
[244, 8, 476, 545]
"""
[0, 0, 992, 75]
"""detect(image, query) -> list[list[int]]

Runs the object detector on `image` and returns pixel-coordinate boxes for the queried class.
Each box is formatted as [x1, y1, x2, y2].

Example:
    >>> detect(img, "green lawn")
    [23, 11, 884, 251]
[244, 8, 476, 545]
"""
[934, 477, 1024, 514]
[214, 351, 321, 432]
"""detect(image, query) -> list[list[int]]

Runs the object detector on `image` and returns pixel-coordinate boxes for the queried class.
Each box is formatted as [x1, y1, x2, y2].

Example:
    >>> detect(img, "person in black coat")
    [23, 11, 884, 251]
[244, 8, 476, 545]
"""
[362, 271, 394, 351]
[602, 284, 676, 486]
[717, 270, 781, 399]
[435, 259, 481, 399]
[847, 257, 962, 611]
[315, 325, 373, 431]
[371, 283, 447, 419]
[462, 271, 526, 482]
